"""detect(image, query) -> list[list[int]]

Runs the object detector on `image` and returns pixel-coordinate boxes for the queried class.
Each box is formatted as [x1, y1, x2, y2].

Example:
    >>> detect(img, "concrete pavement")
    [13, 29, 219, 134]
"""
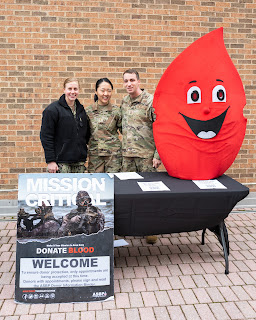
[0, 209, 256, 320]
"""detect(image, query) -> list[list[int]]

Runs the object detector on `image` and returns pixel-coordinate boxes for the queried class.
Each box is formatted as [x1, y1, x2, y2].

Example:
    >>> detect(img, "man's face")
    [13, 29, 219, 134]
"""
[78, 199, 89, 207]
[123, 73, 140, 97]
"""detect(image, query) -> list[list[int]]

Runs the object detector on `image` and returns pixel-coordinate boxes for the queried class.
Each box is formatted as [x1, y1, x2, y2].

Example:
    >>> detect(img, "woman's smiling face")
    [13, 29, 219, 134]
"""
[64, 81, 79, 105]
[96, 81, 112, 106]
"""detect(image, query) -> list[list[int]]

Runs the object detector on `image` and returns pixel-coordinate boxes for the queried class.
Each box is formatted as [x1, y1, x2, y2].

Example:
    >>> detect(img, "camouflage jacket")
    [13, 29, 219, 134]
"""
[120, 90, 160, 159]
[86, 103, 122, 156]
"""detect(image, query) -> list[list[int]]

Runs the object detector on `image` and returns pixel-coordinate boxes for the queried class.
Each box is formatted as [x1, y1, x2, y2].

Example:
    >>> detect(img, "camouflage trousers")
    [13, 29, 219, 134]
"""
[88, 154, 122, 173]
[57, 162, 85, 173]
[122, 157, 157, 172]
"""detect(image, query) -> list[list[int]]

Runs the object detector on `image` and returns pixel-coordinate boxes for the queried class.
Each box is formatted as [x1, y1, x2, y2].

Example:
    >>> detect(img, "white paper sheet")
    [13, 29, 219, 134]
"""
[193, 179, 227, 189]
[114, 239, 129, 247]
[137, 181, 170, 192]
[115, 172, 144, 180]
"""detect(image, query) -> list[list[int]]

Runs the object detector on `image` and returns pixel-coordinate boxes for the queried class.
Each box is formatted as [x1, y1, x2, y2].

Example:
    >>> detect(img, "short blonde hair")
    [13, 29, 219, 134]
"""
[63, 77, 80, 89]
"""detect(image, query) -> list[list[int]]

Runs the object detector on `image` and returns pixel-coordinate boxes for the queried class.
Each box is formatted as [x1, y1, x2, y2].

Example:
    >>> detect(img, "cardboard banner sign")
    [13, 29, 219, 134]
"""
[15, 173, 114, 304]
[153, 28, 247, 180]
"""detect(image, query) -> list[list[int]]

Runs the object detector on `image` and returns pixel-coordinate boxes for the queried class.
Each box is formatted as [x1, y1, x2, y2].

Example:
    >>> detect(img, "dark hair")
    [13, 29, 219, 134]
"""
[123, 69, 140, 80]
[94, 78, 114, 102]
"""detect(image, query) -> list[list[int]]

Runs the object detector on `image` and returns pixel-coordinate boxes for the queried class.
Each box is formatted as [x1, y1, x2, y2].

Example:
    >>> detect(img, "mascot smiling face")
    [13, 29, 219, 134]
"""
[153, 28, 247, 180]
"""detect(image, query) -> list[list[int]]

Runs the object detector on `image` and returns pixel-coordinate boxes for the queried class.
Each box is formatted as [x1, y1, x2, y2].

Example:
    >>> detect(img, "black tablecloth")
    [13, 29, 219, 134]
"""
[114, 172, 249, 236]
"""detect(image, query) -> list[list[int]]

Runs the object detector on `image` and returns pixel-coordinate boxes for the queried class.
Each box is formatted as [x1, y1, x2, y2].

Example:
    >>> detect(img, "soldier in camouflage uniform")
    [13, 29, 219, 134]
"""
[121, 69, 161, 244]
[121, 69, 161, 172]
[57, 163, 85, 173]
[86, 78, 122, 173]
[40, 78, 90, 174]
[58, 190, 105, 236]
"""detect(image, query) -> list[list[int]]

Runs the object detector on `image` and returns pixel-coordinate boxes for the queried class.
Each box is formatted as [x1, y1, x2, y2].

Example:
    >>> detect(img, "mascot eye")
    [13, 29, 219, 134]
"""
[187, 86, 201, 104]
[212, 85, 226, 102]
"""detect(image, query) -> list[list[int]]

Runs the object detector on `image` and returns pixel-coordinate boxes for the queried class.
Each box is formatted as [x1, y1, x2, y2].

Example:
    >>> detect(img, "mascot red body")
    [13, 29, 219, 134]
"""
[153, 28, 247, 180]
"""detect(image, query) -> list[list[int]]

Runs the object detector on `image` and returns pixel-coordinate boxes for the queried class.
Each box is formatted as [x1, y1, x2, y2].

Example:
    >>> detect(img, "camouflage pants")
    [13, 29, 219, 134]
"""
[88, 154, 122, 173]
[57, 162, 85, 173]
[122, 157, 157, 172]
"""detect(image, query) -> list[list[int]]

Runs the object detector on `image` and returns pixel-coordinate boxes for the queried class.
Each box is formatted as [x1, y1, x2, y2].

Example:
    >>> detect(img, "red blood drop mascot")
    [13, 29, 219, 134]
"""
[153, 28, 247, 180]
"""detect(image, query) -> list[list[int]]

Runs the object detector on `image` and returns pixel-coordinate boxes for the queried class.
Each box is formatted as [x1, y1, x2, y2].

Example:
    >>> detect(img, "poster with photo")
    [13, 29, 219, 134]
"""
[15, 173, 114, 304]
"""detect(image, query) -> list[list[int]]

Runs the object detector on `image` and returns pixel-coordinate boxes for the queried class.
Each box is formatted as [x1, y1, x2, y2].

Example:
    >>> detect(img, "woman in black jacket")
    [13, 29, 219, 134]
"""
[40, 78, 90, 173]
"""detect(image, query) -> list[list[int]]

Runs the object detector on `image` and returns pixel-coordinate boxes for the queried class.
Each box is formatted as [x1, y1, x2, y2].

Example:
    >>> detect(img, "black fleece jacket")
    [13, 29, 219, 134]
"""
[40, 94, 90, 164]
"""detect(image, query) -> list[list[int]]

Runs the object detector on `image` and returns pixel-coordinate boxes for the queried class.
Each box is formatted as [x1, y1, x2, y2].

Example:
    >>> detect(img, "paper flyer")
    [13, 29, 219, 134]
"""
[137, 181, 170, 192]
[115, 172, 144, 180]
[193, 179, 227, 189]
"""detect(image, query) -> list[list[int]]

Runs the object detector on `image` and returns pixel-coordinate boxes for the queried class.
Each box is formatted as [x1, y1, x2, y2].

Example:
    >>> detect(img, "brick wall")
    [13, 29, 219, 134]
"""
[0, 0, 255, 201]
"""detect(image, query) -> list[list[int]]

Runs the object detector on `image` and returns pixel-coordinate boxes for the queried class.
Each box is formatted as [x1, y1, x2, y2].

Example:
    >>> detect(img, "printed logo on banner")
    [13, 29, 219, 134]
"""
[15, 173, 114, 304]
[92, 291, 107, 298]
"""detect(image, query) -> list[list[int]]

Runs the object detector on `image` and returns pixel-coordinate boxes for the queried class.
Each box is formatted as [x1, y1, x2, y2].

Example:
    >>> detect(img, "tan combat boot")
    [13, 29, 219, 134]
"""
[146, 235, 158, 244]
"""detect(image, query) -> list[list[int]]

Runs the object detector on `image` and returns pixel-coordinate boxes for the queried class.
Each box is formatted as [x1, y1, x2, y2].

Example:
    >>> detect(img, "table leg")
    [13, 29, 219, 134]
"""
[219, 220, 229, 274]
[202, 220, 229, 274]
[201, 228, 206, 245]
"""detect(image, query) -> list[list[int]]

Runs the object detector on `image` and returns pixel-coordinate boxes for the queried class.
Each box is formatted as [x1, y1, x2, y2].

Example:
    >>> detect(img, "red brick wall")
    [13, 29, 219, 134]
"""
[1, 0, 255, 200]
